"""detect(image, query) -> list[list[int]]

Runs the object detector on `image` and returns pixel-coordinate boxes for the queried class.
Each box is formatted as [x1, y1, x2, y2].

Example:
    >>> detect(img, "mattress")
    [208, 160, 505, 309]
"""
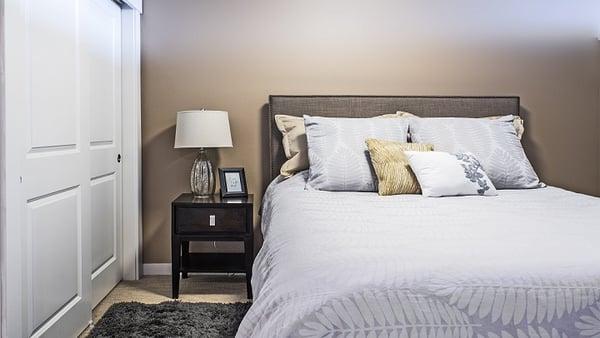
[237, 172, 600, 338]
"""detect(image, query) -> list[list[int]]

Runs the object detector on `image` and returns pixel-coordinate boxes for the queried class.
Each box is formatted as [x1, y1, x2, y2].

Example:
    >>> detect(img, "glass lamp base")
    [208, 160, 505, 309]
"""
[190, 149, 215, 197]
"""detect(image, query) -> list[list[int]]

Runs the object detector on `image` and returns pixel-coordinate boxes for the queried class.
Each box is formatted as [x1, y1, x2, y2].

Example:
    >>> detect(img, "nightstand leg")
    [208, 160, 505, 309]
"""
[182, 241, 189, 279]
[172, 236, 180, 299]
[244, 237, 254, 299]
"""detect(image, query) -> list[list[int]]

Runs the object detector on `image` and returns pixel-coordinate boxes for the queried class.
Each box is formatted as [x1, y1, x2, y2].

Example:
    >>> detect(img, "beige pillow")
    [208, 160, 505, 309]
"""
[274, 115, 308, 177]
[397, 111, 525, 139]
[365, 139, 433, 195]
[274, 112, 406, 177]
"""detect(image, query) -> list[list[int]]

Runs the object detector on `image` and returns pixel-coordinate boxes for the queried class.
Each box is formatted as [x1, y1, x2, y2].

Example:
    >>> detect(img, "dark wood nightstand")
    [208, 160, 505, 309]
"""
[171, 193, 254, 299]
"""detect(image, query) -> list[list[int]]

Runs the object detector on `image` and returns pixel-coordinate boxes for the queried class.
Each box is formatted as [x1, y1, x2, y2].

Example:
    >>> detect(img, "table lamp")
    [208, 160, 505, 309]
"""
[174, 110, 233, 197]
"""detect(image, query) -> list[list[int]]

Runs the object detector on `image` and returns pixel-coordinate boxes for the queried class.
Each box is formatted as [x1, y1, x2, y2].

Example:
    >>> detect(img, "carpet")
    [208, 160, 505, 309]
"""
[90, 301, 252, 338]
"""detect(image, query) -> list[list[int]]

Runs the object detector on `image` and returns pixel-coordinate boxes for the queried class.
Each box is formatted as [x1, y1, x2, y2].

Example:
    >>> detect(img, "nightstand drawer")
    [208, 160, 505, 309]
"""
[175, 207, 246, 233]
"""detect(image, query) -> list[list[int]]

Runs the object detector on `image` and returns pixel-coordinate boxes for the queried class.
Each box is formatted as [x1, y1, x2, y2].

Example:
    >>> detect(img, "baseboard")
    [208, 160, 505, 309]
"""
[142, 263, 245, 277]
[143, 263, 171, 275]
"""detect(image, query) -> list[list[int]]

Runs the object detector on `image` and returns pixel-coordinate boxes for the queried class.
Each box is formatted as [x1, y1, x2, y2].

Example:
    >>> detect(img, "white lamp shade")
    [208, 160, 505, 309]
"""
[174, 110, 233, 148]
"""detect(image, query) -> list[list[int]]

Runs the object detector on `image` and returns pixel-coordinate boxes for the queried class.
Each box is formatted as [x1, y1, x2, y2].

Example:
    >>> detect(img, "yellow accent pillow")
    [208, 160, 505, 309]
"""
[366, 139, 433, 195]
[274, 112, 409, 177]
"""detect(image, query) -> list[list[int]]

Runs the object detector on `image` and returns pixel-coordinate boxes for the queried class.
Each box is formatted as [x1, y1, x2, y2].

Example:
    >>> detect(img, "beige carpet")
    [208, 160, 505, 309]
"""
[82, 274, 249, 337]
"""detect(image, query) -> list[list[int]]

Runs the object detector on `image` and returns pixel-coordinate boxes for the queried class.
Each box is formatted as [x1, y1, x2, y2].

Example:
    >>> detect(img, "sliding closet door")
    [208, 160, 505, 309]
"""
[11, 0, 93, 336]
[5, 0, 123, 335]
[83, 0, 123, 308]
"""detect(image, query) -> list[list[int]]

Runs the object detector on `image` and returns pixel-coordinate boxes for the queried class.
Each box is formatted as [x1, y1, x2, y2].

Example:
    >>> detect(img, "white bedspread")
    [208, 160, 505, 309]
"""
[237, 172, 600, 338]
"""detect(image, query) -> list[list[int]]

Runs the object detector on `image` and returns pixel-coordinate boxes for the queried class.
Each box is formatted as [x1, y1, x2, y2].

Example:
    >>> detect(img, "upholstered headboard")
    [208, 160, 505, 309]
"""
[268, 95, 520, 180]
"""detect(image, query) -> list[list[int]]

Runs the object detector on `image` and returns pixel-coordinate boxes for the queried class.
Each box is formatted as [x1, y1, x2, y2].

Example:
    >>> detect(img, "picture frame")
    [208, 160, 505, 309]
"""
[218, 167, 248, 198]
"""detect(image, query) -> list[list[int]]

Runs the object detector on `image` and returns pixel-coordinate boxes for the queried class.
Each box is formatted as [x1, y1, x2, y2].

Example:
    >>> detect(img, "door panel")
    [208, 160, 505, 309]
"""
[30, 188, 81, 331]
[29, 0, 79, 149]
[19, 0, 92, 336]
[88, 0, 119, 147]
[85, 0, 123, 308]
[24, 153, 81, 199]
[91, 175, 116, 272]
[90, 147, 117, 180]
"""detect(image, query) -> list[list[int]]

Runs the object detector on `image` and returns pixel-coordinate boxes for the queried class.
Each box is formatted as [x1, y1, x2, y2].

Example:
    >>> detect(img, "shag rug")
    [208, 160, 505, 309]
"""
[90, 301, 252, 338]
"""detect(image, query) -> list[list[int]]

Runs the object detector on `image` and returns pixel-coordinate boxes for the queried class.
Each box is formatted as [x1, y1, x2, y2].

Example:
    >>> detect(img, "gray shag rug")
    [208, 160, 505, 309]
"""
[90, 301, 252, 338]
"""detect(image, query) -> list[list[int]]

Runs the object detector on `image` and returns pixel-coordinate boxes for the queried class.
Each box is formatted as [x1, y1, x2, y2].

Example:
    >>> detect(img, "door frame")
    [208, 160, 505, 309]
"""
[0, 0, 142, 336]
[120, 1, 143, 282]
[1, 1, 6, 337]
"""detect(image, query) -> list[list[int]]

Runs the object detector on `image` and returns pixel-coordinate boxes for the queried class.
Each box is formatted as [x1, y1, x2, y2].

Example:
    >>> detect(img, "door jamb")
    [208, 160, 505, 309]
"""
[120, 2, 143, 281]
[1, 0, 6, 335]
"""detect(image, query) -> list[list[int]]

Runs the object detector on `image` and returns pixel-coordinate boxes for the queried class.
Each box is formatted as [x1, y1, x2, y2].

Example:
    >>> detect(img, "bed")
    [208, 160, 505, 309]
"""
[236, 96, 600, 338]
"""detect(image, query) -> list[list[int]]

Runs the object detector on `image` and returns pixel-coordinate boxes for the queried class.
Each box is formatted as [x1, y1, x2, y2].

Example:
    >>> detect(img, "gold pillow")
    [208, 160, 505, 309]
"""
[275, 112, 408, 177]
[397, 111, 525, 139]
[366, 139, 433, 195]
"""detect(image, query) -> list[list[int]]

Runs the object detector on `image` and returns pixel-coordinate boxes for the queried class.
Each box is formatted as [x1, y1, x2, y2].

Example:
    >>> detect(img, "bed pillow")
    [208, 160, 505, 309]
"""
[409, 116, 542, 189]
[275, 112, 407, 177]
[405, 151, 498, 197]
[274, 115, 309, 177]
[365, 139, 433, 195]
[305, 116, 409, 191]
[397, 111, 525, 140]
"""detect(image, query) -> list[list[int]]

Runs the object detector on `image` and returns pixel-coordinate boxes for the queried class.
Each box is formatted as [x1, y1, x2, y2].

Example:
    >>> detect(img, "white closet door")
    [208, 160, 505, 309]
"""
[5, 0, 123, 335]
[15, 0, 92, 336]
[83, 0, 123, 308]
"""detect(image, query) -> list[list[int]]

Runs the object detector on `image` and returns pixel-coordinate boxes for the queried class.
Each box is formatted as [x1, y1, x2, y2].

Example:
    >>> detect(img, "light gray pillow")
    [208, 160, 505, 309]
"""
[409, 115, 543, 189]
[304, 115, 409, 191]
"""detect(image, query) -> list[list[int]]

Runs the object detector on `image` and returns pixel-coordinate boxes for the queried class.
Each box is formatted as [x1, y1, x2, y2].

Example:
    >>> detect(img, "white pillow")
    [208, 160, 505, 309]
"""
[405, 151, 498, 197]
[408, 116, 542, 189]
[304, 115, 409, 191]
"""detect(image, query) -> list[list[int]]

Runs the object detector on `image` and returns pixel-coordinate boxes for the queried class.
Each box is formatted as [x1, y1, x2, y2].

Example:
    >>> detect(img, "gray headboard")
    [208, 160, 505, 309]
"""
[268, 95, 520, 180]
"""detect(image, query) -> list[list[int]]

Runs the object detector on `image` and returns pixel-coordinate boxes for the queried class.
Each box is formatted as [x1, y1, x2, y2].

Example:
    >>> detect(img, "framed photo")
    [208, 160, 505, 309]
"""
[218, 167, 248, 198]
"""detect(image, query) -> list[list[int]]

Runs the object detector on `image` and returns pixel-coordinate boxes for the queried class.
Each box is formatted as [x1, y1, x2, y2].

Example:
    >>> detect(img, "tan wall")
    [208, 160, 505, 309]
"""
[141, 0, 600, 264]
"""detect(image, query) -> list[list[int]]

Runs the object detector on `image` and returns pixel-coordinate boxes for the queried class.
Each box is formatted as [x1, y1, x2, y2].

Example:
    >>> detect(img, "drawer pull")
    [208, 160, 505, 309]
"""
[209, 215, 216, 226]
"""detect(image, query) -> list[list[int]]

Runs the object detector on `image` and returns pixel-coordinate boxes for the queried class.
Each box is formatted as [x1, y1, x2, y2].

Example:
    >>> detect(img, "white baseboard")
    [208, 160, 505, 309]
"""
[142, 263, 246, 277]
[143, 263, 171, 275]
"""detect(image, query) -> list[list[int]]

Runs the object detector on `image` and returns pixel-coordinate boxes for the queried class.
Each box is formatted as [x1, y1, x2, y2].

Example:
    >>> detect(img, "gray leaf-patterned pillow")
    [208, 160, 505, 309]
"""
[409, 115, 543, 189]
[305, 115, 409, 191]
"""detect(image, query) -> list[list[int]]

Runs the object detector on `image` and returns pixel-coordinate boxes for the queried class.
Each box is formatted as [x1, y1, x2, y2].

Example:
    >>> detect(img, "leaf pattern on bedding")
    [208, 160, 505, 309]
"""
[478, 326, 567, 338]
[575, 304, 600, 337]
[486, 148, 521, 189]
[237, 175, 600, 338]
[298, 290, 477, 338]
[455, 153, 492, 195]
[434, 282, 600, 326]
[409, 117, 542, 189]
[295, 288, 592, 338]
[304, 116, 409, 192]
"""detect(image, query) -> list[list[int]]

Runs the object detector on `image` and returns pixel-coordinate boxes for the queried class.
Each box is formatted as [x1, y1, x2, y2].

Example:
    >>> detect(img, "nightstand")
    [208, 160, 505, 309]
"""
[171, 193, 254, 299]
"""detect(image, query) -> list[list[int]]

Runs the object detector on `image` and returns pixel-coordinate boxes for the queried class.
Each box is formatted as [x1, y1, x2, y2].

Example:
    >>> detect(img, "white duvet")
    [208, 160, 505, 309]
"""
[237, 172, 600, 338]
